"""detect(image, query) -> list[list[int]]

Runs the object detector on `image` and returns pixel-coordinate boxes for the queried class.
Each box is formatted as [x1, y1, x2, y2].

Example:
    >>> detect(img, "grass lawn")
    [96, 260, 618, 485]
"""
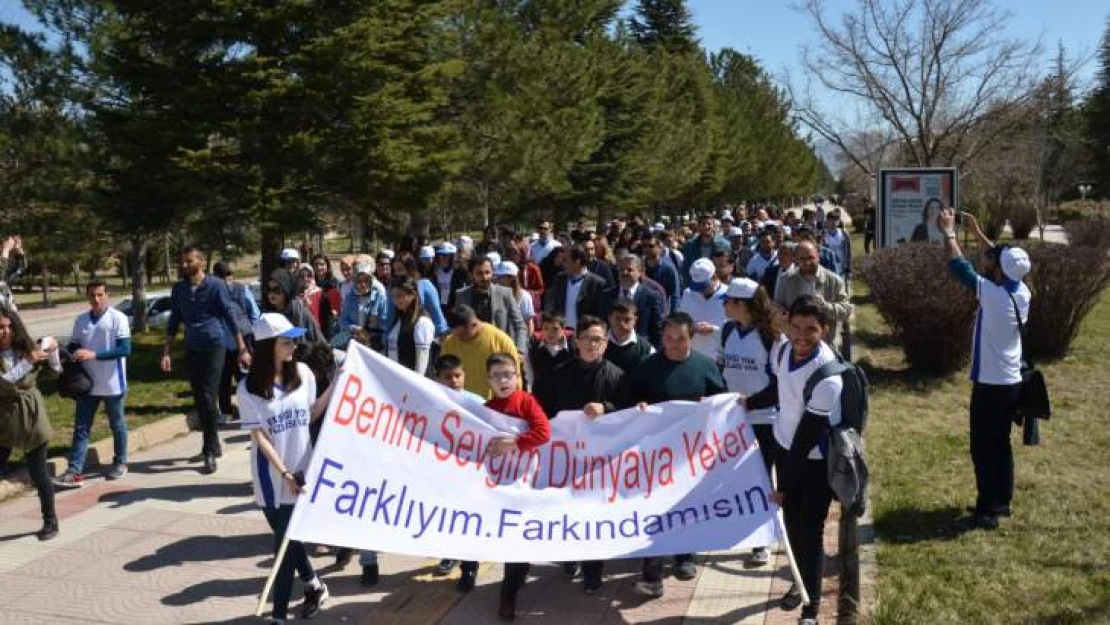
[852, 245, 1110, 623]
[7, 331, 193, 466]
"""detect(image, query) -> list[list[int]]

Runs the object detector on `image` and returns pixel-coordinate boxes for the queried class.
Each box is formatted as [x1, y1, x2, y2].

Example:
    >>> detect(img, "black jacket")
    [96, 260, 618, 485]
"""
[606, 282, 664, 347]
[544, 271, 608, 323]
[529, 336, 575, 416]
[548, 358, 629, 416]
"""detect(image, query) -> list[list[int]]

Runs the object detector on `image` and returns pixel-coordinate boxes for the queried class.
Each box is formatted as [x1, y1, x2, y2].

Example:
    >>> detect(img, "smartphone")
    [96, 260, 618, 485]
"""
[293, 470, 306, 488]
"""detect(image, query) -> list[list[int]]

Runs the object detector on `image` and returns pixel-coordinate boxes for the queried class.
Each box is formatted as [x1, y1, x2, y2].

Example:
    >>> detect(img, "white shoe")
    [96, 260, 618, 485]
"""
[749, 546, 770, 566]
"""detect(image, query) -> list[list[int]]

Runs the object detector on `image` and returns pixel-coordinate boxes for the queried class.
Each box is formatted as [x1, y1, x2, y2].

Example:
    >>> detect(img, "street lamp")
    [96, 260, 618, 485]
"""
[1078, 183, 1092, 201]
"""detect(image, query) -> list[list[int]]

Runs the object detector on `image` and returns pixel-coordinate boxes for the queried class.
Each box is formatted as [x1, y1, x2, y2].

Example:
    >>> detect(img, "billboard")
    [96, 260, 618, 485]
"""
[876, 168, 959, 247]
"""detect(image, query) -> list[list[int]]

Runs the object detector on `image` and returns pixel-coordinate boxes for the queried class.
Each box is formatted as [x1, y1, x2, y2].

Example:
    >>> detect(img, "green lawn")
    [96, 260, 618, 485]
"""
[7, 331, 193, 466]
[853, 245, 1110, 623]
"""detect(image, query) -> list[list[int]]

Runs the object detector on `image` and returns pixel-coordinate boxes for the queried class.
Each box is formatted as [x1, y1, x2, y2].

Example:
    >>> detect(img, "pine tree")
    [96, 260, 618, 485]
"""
[629, 0, 699, 55]
[1087, 17, 1110, 197]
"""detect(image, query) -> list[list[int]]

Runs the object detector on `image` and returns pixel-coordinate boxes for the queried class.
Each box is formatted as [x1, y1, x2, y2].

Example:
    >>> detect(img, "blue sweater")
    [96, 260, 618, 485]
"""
[382, 279, 448, 335]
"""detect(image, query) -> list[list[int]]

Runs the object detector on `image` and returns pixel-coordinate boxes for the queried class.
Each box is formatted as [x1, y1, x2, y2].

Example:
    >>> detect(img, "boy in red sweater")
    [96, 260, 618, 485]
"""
[456, 352, 551, 623]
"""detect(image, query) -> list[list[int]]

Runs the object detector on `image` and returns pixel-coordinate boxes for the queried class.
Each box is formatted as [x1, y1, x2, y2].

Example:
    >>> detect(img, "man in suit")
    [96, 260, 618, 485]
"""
[454, 255, 528, 356]
[544, 246, 607, 331]
[609, 254, 664, 347]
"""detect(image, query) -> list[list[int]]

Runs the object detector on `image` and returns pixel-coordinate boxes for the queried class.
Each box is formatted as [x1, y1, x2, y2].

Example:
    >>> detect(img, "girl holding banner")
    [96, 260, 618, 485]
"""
[240, 314, 336, 624]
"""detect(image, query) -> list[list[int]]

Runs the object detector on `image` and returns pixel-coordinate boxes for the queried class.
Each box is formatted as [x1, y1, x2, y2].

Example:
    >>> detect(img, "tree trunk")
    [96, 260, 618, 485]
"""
[72, 261, 82, 293]
[40, 264, 51, 308]
[130, 234, 149, 332]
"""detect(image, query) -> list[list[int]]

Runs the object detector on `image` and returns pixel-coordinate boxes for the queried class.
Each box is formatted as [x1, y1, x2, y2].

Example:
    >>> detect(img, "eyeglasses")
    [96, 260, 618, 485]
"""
[487, 371, 518, 381]
[578, 336, 606, 346]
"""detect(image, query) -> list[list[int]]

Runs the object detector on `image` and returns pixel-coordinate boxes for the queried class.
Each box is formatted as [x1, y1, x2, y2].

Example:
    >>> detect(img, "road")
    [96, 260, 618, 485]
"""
[18, 300, 87, 344]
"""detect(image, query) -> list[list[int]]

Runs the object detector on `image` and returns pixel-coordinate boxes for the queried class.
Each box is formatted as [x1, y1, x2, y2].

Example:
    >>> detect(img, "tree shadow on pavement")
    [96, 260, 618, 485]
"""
[124, 457, 204, 475]
[98, 481, 253, 508]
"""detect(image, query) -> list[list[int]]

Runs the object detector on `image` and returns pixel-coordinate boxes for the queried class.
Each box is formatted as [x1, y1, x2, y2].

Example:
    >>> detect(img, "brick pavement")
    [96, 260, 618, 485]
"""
[0, 428, 839, 625]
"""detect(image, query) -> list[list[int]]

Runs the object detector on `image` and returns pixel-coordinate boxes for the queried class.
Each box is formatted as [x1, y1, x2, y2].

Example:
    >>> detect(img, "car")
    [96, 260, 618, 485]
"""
[116, 291, 173, 330]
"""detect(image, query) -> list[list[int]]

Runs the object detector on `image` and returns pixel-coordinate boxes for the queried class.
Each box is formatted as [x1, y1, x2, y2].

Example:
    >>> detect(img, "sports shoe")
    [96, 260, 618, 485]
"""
[633, 579, 665, 597]
[456, 569, 476, 593]
[799, 618, 819, 625]
[498, 594, 517, 622]
[434, 559, 458, 576]
[105, 463, 127, 481]
[52, 470, 84, 490]
[748, 546, 770, 567]
[780, 584, 803, 611]
[361, 563, 379, 587]
[562, 561, 580, 580]
[37, 519, 59, 541]
[583, 575, 602, 595]
[673, 559, 698, 581]
[300, 581, 329, 619]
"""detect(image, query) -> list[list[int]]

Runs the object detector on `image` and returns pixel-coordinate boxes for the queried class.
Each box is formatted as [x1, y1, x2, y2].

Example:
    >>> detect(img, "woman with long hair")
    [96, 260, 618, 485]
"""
[0, 308, 62, 540]
[389, 252, 448, 335]
[386, 276, 435, 375]
[719, 278, 788, 567]
[311, 254, 341, 339]
[239, 313, 333, 623]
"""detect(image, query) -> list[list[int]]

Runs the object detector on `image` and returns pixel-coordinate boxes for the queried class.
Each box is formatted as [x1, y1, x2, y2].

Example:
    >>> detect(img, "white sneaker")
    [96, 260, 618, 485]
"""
[633, 579, 665, 597]
[749, 546, 770, 566]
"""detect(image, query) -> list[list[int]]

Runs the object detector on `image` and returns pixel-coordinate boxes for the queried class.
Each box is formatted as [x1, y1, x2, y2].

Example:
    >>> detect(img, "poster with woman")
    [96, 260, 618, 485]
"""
[876, 168, 959, 247]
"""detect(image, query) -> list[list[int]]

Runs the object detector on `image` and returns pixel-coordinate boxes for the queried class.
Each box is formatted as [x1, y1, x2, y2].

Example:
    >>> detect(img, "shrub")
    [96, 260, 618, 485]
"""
[860, 243, 979, 375]
[1020, 241, 1110, 360]
[1007, 203, 1038, 240]
[1064, 217, 1110, 252]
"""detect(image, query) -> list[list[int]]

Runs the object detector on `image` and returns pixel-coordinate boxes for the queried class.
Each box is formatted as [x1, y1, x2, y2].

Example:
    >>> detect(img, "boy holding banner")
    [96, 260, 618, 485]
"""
[457, 353, 551, 622]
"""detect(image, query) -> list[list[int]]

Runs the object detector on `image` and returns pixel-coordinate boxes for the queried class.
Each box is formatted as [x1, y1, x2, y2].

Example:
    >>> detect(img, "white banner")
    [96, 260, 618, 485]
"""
[287, 343, 779, 562]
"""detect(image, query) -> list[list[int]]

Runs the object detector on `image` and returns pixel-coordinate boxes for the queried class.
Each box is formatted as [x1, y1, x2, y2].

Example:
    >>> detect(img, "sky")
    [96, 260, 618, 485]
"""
[686, 0, 1107, 92]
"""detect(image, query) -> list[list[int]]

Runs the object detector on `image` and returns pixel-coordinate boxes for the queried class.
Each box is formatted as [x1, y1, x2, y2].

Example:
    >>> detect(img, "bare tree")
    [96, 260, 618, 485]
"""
[792, 0, 1042, 174]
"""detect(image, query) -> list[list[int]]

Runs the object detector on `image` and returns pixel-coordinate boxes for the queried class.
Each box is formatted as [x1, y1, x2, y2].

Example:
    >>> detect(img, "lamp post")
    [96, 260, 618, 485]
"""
[1078, 183, 1092, 201]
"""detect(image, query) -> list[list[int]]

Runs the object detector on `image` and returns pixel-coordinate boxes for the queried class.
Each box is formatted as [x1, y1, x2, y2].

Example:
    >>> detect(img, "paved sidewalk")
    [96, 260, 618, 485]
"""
[0, 428, 838, 624]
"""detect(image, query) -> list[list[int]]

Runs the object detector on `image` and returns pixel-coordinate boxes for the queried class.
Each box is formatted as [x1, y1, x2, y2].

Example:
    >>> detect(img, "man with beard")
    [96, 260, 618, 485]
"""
[162, 246, 250, 475]
[455, 255, 528, 356]
[774, 241, 852, 349]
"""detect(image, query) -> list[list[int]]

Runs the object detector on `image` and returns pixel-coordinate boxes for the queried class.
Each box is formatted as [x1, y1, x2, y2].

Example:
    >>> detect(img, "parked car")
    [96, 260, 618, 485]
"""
[116, 291, 173, 330]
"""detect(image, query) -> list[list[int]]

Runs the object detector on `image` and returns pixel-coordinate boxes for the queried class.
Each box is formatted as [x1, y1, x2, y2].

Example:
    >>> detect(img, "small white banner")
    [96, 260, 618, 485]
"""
[287, 343, 779, 562]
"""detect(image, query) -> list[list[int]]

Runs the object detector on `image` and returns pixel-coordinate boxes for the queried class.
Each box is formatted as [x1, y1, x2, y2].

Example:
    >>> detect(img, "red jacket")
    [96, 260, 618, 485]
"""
[486, 390, 551, 451]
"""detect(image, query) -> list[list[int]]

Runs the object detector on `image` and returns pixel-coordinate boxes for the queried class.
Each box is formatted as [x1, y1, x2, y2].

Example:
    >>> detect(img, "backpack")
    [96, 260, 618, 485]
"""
[57, 349, 93, 399]
[799, 349, 871, 517]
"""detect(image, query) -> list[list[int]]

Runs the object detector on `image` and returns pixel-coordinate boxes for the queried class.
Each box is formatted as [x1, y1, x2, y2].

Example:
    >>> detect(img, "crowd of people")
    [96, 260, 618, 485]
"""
[4, 196, 1037, 625]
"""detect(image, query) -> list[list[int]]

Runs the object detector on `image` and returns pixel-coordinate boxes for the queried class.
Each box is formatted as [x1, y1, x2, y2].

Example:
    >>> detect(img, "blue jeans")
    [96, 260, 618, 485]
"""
[262, 505, 316, 620]
[359, 550, 378, 566]
[68, 394, 128, 474]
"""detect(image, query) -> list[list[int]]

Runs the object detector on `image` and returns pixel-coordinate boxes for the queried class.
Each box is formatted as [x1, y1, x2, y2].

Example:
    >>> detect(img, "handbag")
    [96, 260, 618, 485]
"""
[1008, 293, 1051, 421]
[57, 349, 93, 399]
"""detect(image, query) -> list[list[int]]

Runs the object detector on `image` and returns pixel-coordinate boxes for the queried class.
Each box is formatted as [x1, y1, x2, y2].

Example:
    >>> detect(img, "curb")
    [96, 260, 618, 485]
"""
[0, 414, 192, 503]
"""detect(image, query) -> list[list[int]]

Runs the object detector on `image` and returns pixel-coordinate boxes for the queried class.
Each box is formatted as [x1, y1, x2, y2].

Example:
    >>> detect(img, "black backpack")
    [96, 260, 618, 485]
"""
[720, 320, 774, 355]
[57, 349, 93, 399]
[802, 351, 870, 433]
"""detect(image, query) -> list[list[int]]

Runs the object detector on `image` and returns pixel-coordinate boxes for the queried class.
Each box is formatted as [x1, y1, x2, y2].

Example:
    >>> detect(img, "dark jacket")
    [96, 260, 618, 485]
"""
[587, 259, 616, 288]
[529, 336, 575, 416]
[167, 275, 241, 350]
[543, 271, 608, 325]
[547, 358, 629, 416]
[267, 269, 323, 345]
[607, 281, 664, 348]
[680, 235, 731, 278]
[454, 284, 528, 355]
[605, 335, 654, 374]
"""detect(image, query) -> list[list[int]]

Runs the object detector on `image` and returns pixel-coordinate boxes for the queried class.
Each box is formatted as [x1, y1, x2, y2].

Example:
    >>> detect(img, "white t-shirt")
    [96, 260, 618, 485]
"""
[719, 326, 788, 424]
[71, 308, 131, 397]
[530, 238, 561, 264]
[239, 363, 316, 509]
[971, 278, 1031, 385]
[746, 251, 778, 281]
[825, 229, 848, 274]
[679, 282, 728, 359]
[387, 316, 435, 363]
[772, 341, 842, 460]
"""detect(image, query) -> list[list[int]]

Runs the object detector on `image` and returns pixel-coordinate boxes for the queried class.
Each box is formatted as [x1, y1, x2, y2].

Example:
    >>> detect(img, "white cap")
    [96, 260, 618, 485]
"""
[726, 277, 759, 300]
[653, 222, 665, 232]
[252, 312, 307, 341]
[494, 261, 519, 277]
[353, 261, 374, 277]
[437, 242, 457, 255]
[279, 248, 300, 261]
[781, 226, 792, 237]
[689, 257, 715, 284]
[1001, 247, 1031, 281]
[458, 235, 473, 246]
[419, 246, 435, 260]
[380, 249, 395, 260]
[529, 233, 539, 242]
[486, 251, 501, 266]
[720, 210, 734, 221]
[729, 226, 744, 238]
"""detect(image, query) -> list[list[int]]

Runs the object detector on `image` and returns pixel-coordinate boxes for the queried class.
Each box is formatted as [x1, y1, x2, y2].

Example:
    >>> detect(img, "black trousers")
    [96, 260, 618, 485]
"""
[970, 382, 1020, 515]
[460, 560, 530, 597]
[640, 553, 694, 583]
[778, 457, 832, 619]
[186, 347, 225, 456]
[262, 505, 316, 620]
[752, 424, 778, 478]
[25, 443, 56, 523]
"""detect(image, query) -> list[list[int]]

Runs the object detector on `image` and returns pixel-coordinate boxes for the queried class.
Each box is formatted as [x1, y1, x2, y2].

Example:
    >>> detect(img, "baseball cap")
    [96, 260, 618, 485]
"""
[279, 248, 300, 262]
[494, 261, 519, 277]
[1000, 247, 1031, 281]
[689, 257, 715, 287]
[726, 277, 759, 300]
[437, 242, 457, 256]
[486, 251, 501, 266]
[380, 249, 395, 260]
[252, 313, 307, 341]
[728, 226, 744, 238]
[353, 261, 373, 277]
[419, 246, 435, 261]
[458, 235, 473, 247]
[719, 210, 734, 222]
[653, 222, 665, 232]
